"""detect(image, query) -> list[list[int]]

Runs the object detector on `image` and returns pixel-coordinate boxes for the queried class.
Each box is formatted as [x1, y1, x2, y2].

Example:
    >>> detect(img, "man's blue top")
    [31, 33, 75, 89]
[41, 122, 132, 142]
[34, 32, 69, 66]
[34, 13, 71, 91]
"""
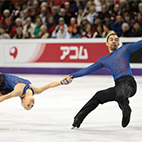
[70, 39, 142, 81]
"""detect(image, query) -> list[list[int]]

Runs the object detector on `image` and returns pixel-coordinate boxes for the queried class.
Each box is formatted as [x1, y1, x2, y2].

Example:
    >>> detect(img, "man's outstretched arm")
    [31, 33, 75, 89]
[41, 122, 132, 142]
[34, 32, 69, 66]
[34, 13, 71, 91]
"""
[70, 59, 103, 78]
[125, 39, 142, 53]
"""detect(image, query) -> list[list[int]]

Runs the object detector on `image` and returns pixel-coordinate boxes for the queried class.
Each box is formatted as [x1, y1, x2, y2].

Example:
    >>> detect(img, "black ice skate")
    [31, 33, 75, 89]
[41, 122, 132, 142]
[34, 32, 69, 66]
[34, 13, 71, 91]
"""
[122, 105, 132, 128]
[72, 118, 82, 129]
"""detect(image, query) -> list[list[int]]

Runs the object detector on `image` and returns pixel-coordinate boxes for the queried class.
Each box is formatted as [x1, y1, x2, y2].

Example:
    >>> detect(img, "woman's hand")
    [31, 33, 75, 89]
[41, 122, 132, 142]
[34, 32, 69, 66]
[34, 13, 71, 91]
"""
[61, 75, 73, 85]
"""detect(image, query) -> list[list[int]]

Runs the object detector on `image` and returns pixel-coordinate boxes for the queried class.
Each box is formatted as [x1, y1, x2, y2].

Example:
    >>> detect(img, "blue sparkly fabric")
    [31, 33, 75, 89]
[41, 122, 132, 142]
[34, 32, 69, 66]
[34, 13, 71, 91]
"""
[70, 39, 142, 81]
[0, 74, 32, 95]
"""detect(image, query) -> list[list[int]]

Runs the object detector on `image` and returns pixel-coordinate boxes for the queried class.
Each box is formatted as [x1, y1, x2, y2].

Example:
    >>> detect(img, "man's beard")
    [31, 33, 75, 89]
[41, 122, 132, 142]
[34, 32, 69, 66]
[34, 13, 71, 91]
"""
[110, 44, 118, 51]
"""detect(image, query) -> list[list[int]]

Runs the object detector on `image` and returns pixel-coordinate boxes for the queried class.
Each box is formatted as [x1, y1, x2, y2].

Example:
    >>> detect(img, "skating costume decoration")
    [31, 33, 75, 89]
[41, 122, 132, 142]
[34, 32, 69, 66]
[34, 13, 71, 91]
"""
[70, 39, 142, 81]
[0, 74, 33, 96]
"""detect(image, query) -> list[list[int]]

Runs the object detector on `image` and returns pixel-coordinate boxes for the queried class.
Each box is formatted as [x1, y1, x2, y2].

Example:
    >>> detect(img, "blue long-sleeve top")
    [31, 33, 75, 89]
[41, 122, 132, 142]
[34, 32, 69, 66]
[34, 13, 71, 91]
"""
[70, 39, 142, 81]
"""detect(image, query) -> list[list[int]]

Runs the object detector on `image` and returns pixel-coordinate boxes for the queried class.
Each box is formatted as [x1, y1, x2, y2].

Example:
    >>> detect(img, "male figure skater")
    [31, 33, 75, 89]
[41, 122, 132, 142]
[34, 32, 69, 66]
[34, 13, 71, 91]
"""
[67, 33, 142, 128]
[0, 73, 72, 110]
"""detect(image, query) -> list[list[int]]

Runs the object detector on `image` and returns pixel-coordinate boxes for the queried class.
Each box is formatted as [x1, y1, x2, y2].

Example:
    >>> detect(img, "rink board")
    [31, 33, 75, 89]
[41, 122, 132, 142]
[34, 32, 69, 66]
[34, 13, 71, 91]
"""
[0, 38, 142, 75]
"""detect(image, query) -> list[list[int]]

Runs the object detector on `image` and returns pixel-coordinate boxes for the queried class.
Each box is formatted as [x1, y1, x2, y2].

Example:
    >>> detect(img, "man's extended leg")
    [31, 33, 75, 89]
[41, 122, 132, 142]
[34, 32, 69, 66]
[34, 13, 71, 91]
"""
[72, 87, 116, 128]
[115, 83, 136, 128]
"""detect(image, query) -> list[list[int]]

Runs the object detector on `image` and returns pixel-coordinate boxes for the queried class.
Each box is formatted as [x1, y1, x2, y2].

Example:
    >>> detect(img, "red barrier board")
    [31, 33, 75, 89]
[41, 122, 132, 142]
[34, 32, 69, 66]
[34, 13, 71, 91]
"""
[34, 43, 109, 63]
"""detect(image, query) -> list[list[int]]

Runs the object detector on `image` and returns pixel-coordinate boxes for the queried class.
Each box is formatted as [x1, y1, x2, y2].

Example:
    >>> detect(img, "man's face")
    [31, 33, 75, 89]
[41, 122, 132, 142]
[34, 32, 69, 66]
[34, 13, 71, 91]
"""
[106, 35, 119, 52]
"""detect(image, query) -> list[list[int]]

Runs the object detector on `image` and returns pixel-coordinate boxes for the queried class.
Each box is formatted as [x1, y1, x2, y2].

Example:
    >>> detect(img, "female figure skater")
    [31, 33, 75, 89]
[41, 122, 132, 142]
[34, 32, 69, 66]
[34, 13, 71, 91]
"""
[0, 73, 72, 110]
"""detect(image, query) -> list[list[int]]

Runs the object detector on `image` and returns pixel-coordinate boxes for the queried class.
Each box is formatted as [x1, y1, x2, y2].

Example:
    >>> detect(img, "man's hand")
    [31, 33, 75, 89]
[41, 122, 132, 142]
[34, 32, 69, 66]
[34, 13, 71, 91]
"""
[61, 75, 73, 85]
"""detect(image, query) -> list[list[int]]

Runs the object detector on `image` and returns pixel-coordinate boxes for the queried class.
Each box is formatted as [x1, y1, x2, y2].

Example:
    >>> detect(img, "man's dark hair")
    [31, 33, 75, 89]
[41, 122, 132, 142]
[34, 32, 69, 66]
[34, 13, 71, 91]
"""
[106, 33, 117, 42]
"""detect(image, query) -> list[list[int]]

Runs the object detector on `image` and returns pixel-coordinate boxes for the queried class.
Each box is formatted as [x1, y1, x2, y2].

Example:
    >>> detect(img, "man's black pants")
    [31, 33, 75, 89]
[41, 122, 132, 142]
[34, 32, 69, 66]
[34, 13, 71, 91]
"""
[74, 75, 137, 124]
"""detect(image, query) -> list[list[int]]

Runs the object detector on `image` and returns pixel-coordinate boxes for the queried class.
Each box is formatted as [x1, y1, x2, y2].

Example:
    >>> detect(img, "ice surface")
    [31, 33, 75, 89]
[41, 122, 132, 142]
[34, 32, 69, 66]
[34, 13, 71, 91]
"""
[0, 74, 142, 142]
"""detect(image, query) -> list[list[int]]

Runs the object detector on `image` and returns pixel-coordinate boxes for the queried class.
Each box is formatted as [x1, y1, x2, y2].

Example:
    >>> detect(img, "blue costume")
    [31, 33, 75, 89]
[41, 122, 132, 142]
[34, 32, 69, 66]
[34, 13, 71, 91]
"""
[70, 39, 142, 80]
[0, 73, 34, 97]
[71, 39, 142, 128]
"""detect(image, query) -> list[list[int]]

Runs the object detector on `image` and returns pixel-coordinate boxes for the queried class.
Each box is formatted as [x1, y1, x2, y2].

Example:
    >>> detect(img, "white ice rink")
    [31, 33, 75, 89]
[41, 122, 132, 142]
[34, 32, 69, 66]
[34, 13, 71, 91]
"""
[0, 74, 142, 142]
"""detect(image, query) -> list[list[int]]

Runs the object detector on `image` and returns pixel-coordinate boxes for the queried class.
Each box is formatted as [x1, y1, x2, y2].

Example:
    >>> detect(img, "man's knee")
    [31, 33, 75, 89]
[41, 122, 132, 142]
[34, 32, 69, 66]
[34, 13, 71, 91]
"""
[94, 91, 107, 104]
[115, 94, 125, 104]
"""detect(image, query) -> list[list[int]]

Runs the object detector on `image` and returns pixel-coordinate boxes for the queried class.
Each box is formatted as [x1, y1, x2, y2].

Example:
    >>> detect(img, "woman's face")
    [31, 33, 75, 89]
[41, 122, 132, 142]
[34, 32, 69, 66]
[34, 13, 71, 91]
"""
[21, 96, 34, 110]
[36, 18, 42, 26]
[124, 15, 130, 22]
[48, 16, 54, 24]
[97, 25, 102, 33]
[86, 24, 91, 32]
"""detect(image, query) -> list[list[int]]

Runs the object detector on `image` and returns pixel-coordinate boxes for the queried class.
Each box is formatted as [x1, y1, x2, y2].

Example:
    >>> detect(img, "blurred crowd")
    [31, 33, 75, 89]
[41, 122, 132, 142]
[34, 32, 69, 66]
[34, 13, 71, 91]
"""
[0, 0, 142, 39]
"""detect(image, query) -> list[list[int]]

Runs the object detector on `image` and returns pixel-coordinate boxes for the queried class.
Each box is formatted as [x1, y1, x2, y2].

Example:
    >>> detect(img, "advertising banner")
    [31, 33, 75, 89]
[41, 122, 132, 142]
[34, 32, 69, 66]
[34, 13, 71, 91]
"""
[4, 42, 109, 63]
[0, 38, 142, 75]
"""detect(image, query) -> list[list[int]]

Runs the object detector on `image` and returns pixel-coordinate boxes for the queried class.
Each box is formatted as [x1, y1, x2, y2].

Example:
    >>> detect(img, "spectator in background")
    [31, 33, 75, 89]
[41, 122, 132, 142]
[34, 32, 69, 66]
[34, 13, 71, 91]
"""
[99, 4, 110, 23]
[37, 24, 49, 39]
[0, 25, 10, 39]
[123, 12, 135, 30]
[118, 22, 132, 37]
[46, 15, 57, 37]
[23, 17, 35, 36]
[71, 25, 81, 38]
[111, 4, 123, 22]
[56, 25, 71, 39]
[86, 5, 99, 25]
[13, 27, 24, 39]
[33, 17, 43, 38]
[60, 8, 71, 26]
[72, 0, 85, 14]
[5, 17, 13, 34]
[135, 12, 142, 26]
[93, 24, 105, 38]
[80, 17, 89, 33]
[103, 24, 115, 38]
[91, 16, 102, 33]
[51, 6, 60, 24]
[138, 3, 142, 15]
[124, 4, 135, 19]
[131, 21, 142, 37]
[68, 17, 79, 36]
[33, 0, 41, 15]
[1, 9, 12, 27]
[47, 1, 54, 14]
[21, 2, 28, 11]
[52, 17, 68, 38]
[10, 18, 23, 38]
[84, 1, 94, 13]
[0, 0, 12, 14]
[11, 2, 21, 21]
[40, 2, 51, 15]
[81, 23, 95, 38]
[108, 0, 115, 15]
[76, 6, 87, 25]
[27, 0, 34, 8]
[120, 0, 127, 13]
[114, 15, 124, 35]
[21, 9, 29, 25]
[64, 1, 74, 17]
[30, 8, 37, 23]
[129, 0, 139, 13]
[103, 14, 115, 31]
[24, 31, 33, 39]
[99, 0, 107, 6]
[39, 6, 48, 25]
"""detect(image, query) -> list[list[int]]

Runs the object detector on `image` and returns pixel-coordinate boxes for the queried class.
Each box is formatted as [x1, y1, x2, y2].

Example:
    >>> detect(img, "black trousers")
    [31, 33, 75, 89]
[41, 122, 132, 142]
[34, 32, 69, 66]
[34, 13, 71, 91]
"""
[74, 75, 137, 123]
